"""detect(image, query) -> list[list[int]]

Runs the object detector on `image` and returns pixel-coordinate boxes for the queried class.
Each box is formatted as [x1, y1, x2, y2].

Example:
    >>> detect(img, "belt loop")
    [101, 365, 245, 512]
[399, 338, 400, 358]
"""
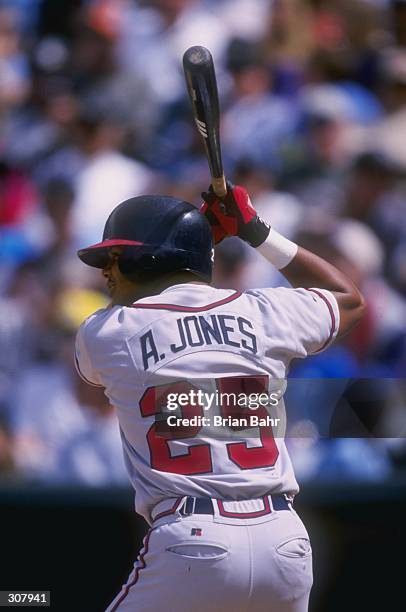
[183, 496, 196, 516]
[285, 493, 294, 506]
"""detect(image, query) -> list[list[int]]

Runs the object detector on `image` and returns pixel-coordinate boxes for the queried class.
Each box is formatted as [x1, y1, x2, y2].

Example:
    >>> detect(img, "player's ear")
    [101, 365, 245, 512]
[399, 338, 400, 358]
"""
[109, 249, 127, 276]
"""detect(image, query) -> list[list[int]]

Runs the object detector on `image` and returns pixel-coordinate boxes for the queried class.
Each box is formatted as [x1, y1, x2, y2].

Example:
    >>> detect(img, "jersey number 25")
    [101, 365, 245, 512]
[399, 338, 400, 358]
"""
[139, 376, 279, 474]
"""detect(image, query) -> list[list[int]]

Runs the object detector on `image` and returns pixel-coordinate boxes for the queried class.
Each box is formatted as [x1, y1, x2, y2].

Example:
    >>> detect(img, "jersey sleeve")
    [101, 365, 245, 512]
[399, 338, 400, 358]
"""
[250, 286, 340, 358]
[74, 322, 103, 387]
[300, 288, 340, 354]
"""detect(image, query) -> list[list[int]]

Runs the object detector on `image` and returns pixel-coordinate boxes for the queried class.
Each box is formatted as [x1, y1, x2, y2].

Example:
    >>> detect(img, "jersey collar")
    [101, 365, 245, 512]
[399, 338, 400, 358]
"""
[159, 282, 212, 294]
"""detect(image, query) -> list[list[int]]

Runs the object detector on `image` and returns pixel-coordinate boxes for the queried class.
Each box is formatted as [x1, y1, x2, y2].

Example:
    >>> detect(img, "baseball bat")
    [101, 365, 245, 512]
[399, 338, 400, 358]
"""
[183, 45, 227, 198]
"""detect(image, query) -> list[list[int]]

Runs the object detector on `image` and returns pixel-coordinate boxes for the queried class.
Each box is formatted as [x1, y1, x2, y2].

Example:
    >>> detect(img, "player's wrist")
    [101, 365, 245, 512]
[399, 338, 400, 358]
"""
[220, 183, 270, 246]
[239, 215, 270, 248]
[256, 227, 298, 269]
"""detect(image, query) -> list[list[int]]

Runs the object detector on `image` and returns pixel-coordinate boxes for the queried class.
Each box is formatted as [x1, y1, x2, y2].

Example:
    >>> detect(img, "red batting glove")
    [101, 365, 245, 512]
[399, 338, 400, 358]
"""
[200, 196, 229, 244]
[200, 182, 270, 247]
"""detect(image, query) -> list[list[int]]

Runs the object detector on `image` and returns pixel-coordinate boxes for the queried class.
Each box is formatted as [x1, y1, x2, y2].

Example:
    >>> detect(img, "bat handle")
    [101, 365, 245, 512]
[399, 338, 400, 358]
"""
[211, 175, 227, 198]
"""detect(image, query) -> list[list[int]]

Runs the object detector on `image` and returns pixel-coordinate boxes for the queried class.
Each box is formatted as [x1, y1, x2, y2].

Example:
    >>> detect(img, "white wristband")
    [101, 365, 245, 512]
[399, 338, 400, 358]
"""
[257, 228, 298, 269]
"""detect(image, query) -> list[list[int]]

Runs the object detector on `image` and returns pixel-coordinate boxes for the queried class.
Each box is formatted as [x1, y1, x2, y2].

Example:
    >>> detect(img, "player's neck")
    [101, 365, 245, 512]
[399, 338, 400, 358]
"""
[111, 274, 209, 306]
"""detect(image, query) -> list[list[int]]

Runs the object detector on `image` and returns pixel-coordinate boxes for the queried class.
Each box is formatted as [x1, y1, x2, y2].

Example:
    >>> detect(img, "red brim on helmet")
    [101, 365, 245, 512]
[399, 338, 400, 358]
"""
[77, 195, 214, 282]
[77, 239, 144, 268]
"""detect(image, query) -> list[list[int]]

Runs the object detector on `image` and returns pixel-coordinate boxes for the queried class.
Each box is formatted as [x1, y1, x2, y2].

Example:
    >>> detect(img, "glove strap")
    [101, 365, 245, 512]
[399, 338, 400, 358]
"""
[239, 216, 271, 248]
[257, 228, 298, 269]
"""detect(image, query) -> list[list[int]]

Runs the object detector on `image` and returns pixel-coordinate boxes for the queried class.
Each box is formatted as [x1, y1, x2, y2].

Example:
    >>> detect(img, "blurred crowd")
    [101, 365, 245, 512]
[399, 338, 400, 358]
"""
[0, 0, 405, 486]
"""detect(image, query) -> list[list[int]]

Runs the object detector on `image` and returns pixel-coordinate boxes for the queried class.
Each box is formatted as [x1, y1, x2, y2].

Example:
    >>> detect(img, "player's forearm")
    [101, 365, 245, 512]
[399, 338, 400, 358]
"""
[256, 228, 365, 335]
[281, 245, 358, 294]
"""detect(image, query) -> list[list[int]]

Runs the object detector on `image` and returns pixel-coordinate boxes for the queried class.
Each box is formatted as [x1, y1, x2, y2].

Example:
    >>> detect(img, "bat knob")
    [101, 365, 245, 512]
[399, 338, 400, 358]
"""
[183, 46, 212, 70]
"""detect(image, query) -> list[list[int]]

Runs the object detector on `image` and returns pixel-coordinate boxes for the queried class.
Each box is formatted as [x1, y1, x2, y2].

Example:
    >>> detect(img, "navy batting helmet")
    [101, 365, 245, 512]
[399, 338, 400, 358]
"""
[77, 195, 214, 282]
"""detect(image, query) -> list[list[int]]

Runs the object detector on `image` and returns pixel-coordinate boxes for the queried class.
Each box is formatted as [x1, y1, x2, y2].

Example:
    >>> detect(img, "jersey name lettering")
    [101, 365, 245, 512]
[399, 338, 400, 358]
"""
[140, 314, 257, 370]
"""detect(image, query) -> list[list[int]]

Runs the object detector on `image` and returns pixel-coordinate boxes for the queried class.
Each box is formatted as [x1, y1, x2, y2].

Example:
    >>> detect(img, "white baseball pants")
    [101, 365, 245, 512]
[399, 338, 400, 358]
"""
[106, 501, 313, 612]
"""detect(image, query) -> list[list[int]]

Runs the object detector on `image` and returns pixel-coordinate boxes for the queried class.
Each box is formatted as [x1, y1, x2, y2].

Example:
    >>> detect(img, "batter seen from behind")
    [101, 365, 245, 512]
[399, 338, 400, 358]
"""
[76, 183, 364, 612]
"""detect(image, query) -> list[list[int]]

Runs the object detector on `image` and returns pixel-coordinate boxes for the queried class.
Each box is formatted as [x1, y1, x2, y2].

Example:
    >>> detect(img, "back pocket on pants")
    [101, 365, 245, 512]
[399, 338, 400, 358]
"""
[166, 543, 229, 560]
[274, 537, 313, 599]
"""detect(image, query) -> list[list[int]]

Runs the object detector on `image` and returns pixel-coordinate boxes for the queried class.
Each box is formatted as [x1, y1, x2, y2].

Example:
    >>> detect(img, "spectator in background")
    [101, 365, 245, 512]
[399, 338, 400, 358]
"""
[70, 105, 154, 249]
[280, 92, 354, 211]
[2, 72, 78, 170]
[351, 47, 406, 180]
[28, 177, 91, 292]
[10, 286, 126, 485]
[69, 5, 156, 154]
[0, 5, 30, 118]
[341, 152, 406, 289]
[36, 104, 154, 250]
[118, 0, 229, 109]
[222, 38, 298, 174]
[55, 375, 128, 486]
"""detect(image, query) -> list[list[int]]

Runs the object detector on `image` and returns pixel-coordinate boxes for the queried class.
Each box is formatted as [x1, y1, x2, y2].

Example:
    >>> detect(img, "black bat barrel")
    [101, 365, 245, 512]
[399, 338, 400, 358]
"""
[183, 45, 224, 182]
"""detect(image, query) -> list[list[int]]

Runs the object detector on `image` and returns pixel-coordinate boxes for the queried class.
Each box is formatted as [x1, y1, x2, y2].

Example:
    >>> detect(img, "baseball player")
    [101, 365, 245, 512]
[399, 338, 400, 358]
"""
[75, 184, 365, 612]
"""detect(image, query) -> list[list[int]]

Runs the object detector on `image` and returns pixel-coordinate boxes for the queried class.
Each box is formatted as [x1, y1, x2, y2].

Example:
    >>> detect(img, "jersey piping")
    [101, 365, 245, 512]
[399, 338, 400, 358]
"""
[305, 288, 337, 351]
[131, 290, 242, 312]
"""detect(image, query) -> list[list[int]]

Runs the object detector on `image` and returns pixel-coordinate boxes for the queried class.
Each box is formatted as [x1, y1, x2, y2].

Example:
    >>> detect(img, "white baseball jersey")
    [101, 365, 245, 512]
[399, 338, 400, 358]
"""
[75, 283, 339, 523]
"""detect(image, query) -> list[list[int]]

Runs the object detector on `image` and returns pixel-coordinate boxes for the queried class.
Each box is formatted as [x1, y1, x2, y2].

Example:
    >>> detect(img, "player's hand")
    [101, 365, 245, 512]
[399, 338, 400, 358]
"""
[200, 190, 229, 244]
[200, 182, 270, 247]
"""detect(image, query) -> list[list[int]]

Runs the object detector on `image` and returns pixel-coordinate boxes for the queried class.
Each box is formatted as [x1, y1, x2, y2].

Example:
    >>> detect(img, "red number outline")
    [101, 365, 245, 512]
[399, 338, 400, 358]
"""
[139, 376, 279, 474]
[217, 376, 279, 470]
[139, 381, 212, 475]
